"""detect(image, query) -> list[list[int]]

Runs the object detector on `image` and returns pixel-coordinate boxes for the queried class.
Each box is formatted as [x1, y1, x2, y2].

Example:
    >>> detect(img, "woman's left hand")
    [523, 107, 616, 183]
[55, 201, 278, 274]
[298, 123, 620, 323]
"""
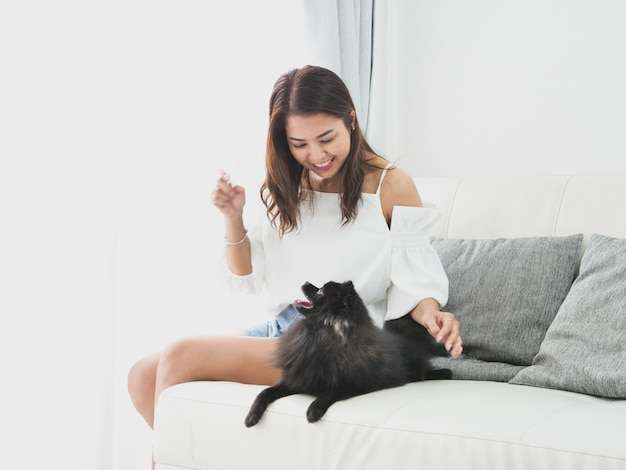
[411, 300, 463, 358]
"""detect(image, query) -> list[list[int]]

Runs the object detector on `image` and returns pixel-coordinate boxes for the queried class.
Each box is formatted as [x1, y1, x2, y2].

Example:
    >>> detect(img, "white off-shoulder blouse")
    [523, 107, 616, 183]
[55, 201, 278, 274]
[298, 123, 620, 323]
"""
[223, 173, 449, 327]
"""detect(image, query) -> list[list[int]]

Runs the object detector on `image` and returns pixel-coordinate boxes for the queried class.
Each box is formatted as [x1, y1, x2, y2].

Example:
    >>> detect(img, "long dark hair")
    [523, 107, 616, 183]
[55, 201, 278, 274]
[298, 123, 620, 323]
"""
[260, 65, 382, 236]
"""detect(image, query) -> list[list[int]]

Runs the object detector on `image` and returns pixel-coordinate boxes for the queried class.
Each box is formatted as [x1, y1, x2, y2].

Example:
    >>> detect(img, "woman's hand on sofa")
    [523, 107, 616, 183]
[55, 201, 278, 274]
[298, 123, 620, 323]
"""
[411, 298, 463, 358]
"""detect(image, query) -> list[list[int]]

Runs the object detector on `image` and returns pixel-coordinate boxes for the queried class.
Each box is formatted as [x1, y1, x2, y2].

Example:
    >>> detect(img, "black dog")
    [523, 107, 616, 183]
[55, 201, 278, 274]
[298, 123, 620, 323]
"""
[244, 280, 451, 426]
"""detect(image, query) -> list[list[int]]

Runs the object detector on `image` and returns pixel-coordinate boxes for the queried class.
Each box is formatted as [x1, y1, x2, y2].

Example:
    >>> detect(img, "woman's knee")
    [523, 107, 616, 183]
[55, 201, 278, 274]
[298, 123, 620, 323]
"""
[127, 354, 158, 410]
[156, 338, 205, 388]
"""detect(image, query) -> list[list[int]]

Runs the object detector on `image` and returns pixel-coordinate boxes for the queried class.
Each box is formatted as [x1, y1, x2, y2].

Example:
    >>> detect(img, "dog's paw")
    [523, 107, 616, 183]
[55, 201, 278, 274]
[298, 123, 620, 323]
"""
[306, 404, 327, 423]
[244, 408, 263, 427]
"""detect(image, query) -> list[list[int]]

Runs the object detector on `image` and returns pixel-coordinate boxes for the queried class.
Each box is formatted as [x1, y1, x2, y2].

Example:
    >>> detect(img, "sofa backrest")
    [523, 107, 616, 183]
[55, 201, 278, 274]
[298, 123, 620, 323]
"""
[414, 174, 626, 249]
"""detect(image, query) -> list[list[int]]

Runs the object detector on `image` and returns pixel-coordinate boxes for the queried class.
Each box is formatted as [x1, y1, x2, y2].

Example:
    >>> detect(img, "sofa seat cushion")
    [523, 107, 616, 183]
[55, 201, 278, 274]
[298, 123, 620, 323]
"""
[153, 380, 626, 470]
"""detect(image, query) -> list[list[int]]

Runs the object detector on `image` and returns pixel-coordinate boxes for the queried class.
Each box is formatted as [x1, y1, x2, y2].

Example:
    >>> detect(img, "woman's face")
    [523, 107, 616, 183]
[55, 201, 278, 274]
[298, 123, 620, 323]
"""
[285, 113, 355, 189]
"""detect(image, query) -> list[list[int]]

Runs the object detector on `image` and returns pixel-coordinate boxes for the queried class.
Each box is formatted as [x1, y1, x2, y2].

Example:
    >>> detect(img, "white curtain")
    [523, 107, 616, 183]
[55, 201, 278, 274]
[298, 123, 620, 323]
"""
[366, 0, 400, 159]
[302, 0, 375, 130]
[1, 2, 313, 469]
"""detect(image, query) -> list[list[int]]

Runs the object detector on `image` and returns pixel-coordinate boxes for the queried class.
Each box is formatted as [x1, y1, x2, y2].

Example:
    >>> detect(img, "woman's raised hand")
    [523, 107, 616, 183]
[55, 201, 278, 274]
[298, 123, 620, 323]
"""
[212, 169, 246, 219]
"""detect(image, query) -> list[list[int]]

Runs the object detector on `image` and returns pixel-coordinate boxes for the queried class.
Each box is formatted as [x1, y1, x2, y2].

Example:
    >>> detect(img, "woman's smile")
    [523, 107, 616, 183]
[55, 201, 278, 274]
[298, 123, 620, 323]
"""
[312, 157, 335, 171]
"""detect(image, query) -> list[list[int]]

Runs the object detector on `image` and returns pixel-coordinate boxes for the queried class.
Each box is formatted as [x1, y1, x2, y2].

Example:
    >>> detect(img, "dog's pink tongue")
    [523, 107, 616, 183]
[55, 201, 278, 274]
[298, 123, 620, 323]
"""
[295, 299, 313, 308]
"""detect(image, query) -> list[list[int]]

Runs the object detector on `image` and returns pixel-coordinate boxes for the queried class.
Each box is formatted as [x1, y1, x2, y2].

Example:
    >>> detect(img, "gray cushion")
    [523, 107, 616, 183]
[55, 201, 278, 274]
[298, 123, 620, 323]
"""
[431, 234, 583, 380]
[431, 356, 524, 382]
[510, 234, 626, 398]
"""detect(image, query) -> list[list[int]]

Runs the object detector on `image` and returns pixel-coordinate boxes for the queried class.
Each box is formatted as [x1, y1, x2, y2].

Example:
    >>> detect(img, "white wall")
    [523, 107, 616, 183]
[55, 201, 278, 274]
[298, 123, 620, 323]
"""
[369, 0, 626, 177]
[1, 2, 124, 468]
[1, 2, 311, 469]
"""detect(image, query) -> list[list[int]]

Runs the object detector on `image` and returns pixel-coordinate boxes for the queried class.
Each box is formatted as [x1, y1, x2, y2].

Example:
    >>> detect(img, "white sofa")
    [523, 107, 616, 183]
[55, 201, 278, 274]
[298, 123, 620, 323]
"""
[153, 174, 626, 470]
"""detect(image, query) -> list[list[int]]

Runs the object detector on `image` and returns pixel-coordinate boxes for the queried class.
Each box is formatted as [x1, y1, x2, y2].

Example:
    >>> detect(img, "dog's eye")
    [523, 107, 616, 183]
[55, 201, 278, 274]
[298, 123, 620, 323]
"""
[317, 288, 323, 296]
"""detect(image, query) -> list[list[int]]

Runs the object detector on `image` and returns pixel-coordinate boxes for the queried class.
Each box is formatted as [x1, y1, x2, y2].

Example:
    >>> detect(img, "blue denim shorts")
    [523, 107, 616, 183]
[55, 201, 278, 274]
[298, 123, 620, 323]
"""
[244, 304, 304, 338]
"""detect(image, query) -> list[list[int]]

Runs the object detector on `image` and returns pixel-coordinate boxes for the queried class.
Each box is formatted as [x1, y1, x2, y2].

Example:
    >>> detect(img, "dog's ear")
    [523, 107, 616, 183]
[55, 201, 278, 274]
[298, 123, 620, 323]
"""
[341, 281, 357, 306]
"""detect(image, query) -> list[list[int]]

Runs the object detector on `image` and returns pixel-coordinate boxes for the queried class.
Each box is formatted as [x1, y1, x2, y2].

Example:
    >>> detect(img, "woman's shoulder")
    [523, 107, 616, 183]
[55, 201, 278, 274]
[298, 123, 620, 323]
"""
[383, 166, 420, 199]
[378, 165, 423, 224]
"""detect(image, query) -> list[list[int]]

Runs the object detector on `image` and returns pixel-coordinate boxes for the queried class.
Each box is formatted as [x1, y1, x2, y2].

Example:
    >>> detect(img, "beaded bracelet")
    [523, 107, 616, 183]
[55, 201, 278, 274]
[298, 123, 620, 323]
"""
[225, 229, 248, 246]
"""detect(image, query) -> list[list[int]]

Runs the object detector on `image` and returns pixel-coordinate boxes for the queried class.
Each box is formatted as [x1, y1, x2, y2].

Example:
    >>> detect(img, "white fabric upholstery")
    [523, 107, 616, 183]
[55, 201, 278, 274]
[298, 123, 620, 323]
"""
[154, 174, 626, 470]
[416, 174, 626, 242]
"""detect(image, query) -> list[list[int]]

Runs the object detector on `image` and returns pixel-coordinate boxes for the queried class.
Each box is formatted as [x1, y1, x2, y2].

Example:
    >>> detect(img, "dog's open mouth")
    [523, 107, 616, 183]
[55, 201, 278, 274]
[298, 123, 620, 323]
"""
[294, 282, 319, 311]
[294, 299, 313, 309]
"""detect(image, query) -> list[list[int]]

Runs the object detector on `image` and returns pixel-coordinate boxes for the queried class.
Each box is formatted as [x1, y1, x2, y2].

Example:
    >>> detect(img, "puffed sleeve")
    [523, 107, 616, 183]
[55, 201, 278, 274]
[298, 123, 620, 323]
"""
[217, 223, 266, 295]
[385, 206, 449, 321]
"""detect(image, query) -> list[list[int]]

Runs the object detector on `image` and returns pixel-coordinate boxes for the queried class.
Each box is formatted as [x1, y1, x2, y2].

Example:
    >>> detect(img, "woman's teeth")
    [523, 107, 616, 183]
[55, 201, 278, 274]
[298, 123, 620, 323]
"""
[313, 159, 333, 169]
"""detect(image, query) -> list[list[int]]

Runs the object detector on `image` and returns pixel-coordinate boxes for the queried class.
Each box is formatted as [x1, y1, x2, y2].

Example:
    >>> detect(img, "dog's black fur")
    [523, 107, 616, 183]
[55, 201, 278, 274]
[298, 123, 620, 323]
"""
[244, 280, 451, 426]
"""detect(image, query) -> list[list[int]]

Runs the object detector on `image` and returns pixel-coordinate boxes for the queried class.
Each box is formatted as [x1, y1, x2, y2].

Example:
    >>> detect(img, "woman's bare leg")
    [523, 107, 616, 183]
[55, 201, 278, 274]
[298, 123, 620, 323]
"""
[128, 352, 160, 427]
[127, 335, 281, 428]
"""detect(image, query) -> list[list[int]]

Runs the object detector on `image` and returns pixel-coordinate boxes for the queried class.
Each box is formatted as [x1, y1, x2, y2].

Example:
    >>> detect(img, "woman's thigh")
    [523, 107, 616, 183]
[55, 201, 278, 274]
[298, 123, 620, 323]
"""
[157, 335, 282, 388]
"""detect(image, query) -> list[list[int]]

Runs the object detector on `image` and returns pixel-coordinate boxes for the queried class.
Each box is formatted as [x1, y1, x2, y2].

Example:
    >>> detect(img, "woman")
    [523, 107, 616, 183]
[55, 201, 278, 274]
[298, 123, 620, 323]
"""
[128, 65, 463, 431]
